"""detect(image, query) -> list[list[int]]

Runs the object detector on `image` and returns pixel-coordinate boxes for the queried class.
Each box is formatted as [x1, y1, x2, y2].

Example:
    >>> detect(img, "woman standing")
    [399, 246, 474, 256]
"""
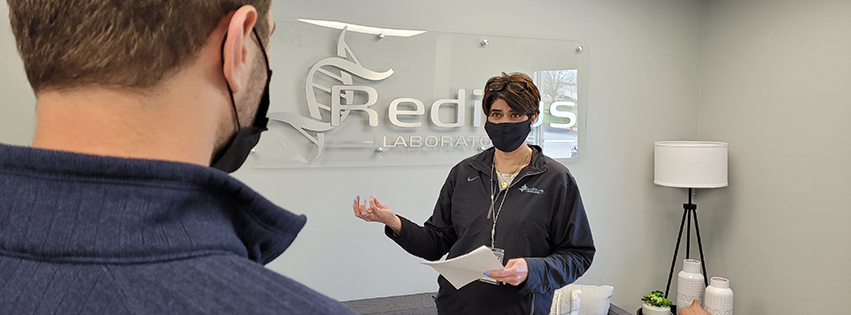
[353, 72, 595, 315]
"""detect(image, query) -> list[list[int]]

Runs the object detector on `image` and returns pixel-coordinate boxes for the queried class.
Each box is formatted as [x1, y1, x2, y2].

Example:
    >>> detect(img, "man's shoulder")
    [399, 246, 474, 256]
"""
[1, 253, 354, 315]
[111, 254, 355, 314]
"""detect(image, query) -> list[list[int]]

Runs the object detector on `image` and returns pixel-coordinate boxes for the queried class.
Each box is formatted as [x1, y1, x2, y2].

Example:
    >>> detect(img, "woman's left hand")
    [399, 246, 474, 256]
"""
[486, 258, 528, 286]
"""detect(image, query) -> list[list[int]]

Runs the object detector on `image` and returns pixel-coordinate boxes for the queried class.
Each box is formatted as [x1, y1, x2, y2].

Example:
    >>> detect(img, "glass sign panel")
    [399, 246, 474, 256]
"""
[249, 20, 588, 168]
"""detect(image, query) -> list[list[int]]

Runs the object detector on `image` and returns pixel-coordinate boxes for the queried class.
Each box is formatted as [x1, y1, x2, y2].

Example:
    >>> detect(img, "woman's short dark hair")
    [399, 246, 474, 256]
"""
[482, 72, 541, 118]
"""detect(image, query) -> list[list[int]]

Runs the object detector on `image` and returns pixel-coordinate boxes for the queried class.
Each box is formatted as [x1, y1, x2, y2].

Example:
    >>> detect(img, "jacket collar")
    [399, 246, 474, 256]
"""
[0, 143, 304, 265]
[470, 145, 548, 179]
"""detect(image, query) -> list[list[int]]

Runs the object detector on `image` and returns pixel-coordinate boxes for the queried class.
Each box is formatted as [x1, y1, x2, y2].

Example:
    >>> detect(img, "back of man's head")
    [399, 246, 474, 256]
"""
[7, 0, 271, 94]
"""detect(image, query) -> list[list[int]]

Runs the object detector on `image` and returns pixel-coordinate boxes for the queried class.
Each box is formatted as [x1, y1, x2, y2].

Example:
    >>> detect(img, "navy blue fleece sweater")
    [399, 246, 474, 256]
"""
[0, 144, 354, 314]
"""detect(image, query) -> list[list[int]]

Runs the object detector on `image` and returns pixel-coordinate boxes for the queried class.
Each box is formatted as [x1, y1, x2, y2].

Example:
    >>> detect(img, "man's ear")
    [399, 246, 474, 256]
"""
[222, 6, 259, 94]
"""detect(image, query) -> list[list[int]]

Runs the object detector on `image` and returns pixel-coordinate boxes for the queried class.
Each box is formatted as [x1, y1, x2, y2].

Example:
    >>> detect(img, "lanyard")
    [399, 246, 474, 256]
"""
[487, 148, 532, 248]
[488, 165, 511, 248]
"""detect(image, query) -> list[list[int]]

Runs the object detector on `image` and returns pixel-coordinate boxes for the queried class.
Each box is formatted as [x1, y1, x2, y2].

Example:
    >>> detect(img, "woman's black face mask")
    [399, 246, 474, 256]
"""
[485, 120, 531, 152]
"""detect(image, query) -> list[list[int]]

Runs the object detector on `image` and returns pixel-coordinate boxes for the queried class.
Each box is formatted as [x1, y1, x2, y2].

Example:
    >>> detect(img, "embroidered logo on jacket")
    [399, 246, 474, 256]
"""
[518, 184, 545, 195]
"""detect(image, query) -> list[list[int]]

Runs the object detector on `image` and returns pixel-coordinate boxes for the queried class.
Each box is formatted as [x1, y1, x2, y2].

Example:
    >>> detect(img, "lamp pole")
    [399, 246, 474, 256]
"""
[663, 188, 709, 299]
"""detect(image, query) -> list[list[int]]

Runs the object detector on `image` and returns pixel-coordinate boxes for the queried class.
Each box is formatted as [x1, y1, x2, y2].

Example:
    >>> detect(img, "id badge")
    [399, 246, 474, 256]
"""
[478, 247, 505, 285]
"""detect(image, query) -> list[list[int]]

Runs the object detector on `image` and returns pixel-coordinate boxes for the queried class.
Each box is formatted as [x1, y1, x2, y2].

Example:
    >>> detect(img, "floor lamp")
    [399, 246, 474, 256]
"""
[654, 141, 728, 299]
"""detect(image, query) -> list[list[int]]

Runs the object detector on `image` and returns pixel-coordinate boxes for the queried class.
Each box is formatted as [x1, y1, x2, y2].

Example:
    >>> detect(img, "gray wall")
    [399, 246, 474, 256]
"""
[254, 0, 705, 311]
[0, 4, 35, 146]
[10, 1, 846, 313]
[0, 0, 705, 311]
[697, 0, 851, 314]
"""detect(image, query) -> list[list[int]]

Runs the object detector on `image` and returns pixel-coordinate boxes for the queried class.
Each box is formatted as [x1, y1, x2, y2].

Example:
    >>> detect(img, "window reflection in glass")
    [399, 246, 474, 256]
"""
[532, 69, 580, 159]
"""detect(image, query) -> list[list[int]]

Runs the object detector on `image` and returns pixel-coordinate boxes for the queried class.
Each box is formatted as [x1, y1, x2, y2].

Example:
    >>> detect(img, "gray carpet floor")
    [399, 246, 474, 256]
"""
[342, 292, 632, 315]
[343, 293, 438, 315]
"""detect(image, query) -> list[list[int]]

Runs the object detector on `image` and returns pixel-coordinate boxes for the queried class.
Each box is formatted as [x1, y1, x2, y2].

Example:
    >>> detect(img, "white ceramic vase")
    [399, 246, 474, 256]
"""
[642, 303, 672, 315]
[704, 277, 733, 315]
[677, 259, 705, 314]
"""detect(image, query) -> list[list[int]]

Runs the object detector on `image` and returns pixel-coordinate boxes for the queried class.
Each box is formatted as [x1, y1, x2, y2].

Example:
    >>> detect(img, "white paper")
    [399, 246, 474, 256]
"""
[420, 245, 505, 289]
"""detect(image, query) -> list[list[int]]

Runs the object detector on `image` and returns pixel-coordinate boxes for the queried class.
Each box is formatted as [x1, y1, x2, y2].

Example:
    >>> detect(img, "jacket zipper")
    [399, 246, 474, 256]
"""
[530, 294, 535, 315]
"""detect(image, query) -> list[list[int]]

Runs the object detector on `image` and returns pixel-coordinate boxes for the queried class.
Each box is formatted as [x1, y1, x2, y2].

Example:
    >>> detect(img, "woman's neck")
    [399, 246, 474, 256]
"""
[494, 144, 532, 174]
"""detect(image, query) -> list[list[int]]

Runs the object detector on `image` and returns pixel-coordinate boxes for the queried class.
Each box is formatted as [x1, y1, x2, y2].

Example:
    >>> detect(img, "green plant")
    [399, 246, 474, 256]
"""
[641, 290, 673, 307]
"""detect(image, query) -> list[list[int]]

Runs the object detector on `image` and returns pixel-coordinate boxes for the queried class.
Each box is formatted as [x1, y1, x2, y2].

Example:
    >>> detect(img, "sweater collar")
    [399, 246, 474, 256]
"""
[0, 143, 305, 265]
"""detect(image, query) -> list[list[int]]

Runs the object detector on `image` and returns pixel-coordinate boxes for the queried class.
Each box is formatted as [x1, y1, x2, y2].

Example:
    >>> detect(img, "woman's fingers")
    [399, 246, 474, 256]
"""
[352, 196, 361, 215]
[484, 258, 528, 286]
[371, 196, 387, 209]
[486, 271, 521, 286]
[365, 197, 376, 219]
[371, 197, 395, 223]
[353, 195, 382, 222]
[353, 196, 370, 220]
[504, 258, 528, 285]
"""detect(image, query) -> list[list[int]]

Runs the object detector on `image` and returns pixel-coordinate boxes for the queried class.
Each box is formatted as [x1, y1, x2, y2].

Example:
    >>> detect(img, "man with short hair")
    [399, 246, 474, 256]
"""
[0, 1, 354, 314]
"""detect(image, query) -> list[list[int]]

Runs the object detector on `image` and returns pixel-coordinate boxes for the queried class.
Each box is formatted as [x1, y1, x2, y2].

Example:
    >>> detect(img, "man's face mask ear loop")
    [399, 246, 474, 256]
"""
[210, 28, 272, 173]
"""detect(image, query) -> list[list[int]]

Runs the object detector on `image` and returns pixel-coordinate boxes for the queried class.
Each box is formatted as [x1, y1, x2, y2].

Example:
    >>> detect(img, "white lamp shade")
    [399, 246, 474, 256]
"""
[654, 141, 728, 188]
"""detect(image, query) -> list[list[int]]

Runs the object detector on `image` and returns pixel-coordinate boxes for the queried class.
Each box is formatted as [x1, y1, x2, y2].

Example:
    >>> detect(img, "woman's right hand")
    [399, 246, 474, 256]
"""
[353, 195, 402, 234]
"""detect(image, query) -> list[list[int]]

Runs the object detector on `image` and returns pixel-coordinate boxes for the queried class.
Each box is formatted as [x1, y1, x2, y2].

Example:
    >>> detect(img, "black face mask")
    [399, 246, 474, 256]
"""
[485, 120, 532, 152]
[211, 28, 272, 173]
